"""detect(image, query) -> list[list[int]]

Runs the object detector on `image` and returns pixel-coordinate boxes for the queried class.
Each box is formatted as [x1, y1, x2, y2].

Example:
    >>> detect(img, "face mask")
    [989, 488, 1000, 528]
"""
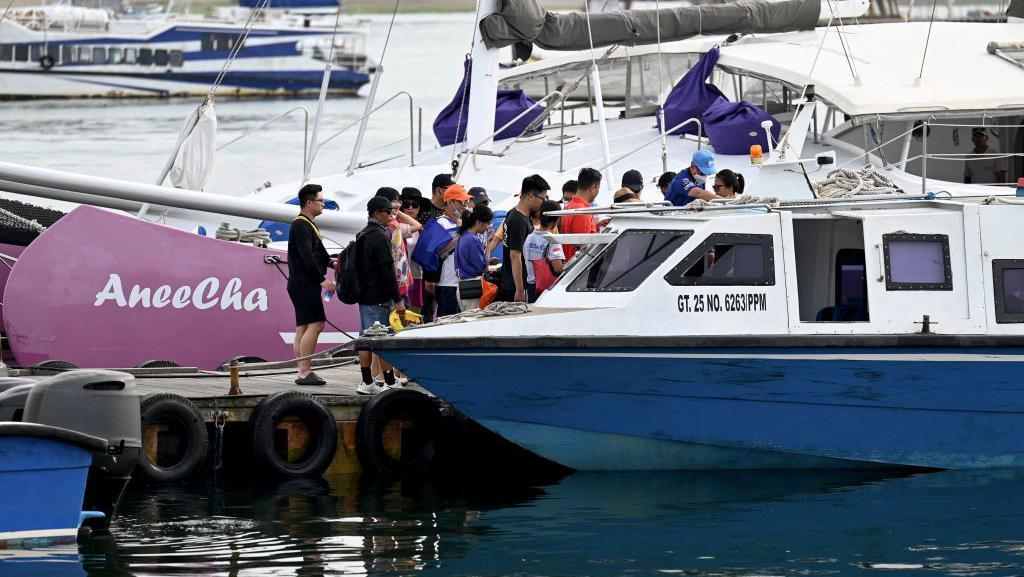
[694, 173, 707, 184]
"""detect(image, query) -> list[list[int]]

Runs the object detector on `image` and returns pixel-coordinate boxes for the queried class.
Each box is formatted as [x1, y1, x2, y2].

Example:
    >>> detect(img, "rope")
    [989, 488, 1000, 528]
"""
[917, 0, 939, 80]
[207, 0, 271, 100]
[401, 301, 529, 330]
[215, 222, 272, 246]
[0, 0, 17, 24]
[0, 206, 46, 233]
[451, 0, 483, 169]
[685, 195, 781, 211]
[812, 168, 904, 198]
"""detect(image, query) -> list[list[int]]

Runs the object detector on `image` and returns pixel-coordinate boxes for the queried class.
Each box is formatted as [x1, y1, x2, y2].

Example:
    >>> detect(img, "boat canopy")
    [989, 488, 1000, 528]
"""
[498, 21, 1024, 121]
[480, 0, 820, 51]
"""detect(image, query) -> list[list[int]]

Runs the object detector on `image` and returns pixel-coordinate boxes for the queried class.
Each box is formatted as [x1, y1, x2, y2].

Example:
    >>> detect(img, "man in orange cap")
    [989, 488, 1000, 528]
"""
[433, 184, 470, 317]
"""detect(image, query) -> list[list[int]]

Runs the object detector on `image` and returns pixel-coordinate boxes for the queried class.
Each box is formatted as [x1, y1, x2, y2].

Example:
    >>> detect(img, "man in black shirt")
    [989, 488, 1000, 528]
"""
[501, 174, 550, 302]
[287, 184, 334, 386]
[356, 196, 407, 394]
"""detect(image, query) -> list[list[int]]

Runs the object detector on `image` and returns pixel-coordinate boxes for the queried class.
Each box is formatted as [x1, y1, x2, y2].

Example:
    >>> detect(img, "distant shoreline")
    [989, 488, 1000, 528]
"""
[6, 0, 583, 14]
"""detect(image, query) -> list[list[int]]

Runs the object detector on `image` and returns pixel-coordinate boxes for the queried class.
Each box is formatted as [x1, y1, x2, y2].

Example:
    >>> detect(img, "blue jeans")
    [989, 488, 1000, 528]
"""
[435, 286, 460, 317]
[359, 302, 393, 335]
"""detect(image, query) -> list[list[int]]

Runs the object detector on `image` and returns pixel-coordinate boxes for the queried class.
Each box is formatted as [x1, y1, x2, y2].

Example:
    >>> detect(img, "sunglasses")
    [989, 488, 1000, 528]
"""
[712, 184, 722, 192]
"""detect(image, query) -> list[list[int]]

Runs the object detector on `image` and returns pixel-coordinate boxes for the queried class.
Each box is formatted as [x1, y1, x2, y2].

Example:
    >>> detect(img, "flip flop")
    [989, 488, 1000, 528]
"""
[295, 372, 326, 386]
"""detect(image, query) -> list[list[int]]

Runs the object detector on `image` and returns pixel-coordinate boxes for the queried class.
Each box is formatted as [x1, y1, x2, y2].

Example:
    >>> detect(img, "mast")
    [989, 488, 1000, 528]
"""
[464, 0, 499, 155]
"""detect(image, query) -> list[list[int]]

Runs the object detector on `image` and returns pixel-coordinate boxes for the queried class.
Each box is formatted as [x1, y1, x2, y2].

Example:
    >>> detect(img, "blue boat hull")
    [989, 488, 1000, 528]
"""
[380, 346, 1024, 470]
[0, 436, 94, 545]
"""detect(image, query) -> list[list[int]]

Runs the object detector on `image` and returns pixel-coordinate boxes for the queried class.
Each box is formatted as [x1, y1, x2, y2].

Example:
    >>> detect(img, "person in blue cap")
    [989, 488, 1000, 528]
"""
[665, 149, 724, 207]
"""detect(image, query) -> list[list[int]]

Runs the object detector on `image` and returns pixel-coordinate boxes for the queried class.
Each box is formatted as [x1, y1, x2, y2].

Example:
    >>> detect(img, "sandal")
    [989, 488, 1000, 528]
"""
[295, 372, 326, 386]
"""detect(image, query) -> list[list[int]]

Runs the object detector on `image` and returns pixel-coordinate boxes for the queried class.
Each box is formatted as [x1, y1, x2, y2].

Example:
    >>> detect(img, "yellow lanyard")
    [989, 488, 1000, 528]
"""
[293, 215, 322, 240]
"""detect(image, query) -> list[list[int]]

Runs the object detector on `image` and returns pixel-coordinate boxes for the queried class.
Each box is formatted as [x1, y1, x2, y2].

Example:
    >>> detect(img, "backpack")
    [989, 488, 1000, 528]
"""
[336, 238, 360, 305]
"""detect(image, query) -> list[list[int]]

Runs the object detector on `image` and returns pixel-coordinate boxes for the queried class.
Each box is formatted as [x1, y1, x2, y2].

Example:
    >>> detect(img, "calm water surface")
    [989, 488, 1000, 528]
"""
[2, 469, 1024, 576]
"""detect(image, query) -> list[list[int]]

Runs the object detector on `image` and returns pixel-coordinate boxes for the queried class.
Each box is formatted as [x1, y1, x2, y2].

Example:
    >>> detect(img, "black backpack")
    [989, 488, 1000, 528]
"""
[336, 237, 360, 305]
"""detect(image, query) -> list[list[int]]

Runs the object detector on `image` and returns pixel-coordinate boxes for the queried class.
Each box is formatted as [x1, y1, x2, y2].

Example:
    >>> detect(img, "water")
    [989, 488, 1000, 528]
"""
[0, 13, 476, 198]
[3, 469, 1024, 576]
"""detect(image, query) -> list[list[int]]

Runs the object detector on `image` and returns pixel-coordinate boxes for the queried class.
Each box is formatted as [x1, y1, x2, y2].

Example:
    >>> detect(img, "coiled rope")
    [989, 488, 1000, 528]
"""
[364, 301, 530, 336]
[812, 167, 904, 198]
[215, 222, 271, 246]
[685, 195, 781, 210]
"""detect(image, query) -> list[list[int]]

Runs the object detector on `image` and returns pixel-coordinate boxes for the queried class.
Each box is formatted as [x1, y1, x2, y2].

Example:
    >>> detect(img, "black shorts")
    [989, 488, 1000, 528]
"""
[288, 284, 326, 327]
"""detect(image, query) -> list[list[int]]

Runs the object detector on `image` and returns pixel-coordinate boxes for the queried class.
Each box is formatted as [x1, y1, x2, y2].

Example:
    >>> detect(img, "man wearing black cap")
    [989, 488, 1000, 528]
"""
[964, 128, 1008, 185]
[621, 169, 644, 198]
[355, 196, 406, 394]
[467, 186, 490, 210]
[288, 183, 333, 386]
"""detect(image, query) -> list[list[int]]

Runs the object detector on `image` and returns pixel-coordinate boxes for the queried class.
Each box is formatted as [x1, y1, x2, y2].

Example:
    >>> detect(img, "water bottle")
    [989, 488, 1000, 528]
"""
[1017, 178, 1024, 197]
[323, 290, 333, 303]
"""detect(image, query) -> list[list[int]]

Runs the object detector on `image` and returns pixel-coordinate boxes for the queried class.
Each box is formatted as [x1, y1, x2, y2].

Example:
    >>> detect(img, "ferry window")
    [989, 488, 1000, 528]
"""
[14, 44, 29, 62]
[138, 48, 152, 65]
[30, 44, 41, 61]
[61, 45, 74, 63]
[993, 259, 1024, 323]
[1, 45, 12, 61]
[123, 48, 136, 64]
[883, 233, 952, 291]
[92, 47, 106, 63]
[201, 34, 214, 51]
[665, 233, 775, 286]
[108, 47, 122, 64]
[154, 49, 169, 66]
[170, 50, 184, 67]
[568, 229, 692, 292]
[78, 46, 92, 63]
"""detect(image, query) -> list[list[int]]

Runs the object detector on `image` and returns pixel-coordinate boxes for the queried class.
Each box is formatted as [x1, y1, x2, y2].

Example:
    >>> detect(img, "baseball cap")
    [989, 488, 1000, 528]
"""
[375, 187, 399, 202]
[367, 196, 392, 213]
[432, 173, 455, 190]
[400, 187, 423, 201]
[468, 186, 490, 205]
[972, 127, 987, 137]
[443, 184, 472, 202]
[621, 169, 643, 193]
[692, 149, 716, 175]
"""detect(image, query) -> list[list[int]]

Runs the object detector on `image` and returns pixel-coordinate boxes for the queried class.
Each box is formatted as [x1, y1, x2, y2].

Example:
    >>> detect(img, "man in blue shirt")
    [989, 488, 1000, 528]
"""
[666, 149, 724, 207]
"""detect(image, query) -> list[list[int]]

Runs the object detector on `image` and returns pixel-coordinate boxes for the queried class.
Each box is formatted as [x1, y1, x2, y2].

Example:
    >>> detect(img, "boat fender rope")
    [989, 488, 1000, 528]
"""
[812, 167, 903, 198]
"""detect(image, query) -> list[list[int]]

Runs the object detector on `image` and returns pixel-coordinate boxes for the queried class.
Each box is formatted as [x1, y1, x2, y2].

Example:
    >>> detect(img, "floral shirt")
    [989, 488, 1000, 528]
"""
[388, 216, 413, 296]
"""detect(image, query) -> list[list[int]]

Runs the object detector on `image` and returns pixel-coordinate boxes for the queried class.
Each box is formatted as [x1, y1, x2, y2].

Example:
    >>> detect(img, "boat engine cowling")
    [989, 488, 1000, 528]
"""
[0, 382, 35, 421]
[22, 370, 142, 532]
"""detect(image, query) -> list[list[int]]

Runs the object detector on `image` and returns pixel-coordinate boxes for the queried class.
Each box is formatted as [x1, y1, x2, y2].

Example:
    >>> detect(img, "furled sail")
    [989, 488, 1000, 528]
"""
[480, 0, 821, 51]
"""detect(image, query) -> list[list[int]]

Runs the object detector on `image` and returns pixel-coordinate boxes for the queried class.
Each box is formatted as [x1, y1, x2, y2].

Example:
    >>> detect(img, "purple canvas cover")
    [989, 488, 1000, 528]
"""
[702, 99, 781, 155]
[433, 59, 544, 146]
[660, 46, 728, 136]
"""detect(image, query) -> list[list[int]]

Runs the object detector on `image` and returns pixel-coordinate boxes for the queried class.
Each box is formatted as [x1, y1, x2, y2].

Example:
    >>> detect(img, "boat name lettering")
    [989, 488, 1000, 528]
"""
[677, 293, 767, 313]
[94, 274, 269, 312]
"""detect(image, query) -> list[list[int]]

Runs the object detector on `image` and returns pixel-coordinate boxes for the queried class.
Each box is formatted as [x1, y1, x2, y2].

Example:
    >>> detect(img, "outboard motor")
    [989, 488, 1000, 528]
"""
[22, 370, 141, 533]
[0, 380, 35, 421]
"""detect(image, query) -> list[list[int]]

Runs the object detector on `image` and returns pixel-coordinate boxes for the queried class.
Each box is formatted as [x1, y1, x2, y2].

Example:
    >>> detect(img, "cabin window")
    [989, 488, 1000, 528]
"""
[138, 48, 153, 65]
[169, 50, 184, 67]
[568, 229, 692, 292]
[61, 45, 74, 63]
[993, 259, 1024, 323]
[30, 44, 41, 61]
[77, 46, 92, 63]
[153, 49, 169, 67]
[1, 45, 12, 61]
[14, 44, 29, 62]
[665, 233, 775, 286]
[123, 48, 136, 64]
[108, 47, 122, 64]
[92, 47, 106, 64]
[883, 233, 952, 291]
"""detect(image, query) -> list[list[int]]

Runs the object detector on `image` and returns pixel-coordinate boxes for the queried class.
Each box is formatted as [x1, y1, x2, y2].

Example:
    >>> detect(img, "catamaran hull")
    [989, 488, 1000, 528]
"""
[379, 343, 1024, 471]
[3, 205, 359, 369]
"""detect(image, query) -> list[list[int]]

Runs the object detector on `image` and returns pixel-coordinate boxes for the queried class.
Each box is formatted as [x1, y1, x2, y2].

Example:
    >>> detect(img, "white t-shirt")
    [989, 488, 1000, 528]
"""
[523, 230, 565, 284]
[964, 146, 1008, 184]
[437, 215, 460, 287]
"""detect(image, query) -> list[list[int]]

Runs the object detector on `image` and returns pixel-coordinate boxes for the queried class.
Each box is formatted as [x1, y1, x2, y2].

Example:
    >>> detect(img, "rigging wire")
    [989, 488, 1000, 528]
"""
[822, 0, 859, 83]
[208, 0, 272, 101]
[0, 0, 17, 24]
[917, 0, 939, 81]
[451, 0, 484, 171]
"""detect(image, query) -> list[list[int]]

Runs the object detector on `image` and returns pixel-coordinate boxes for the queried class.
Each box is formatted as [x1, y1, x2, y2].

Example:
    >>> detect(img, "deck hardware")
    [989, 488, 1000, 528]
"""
[228, 360, 242, 396]
[915, 315, 936, 334]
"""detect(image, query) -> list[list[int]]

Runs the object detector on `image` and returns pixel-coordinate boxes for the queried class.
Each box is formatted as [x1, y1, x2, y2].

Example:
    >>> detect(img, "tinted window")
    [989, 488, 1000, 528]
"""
[994, 259, 1024, 323]
[883, 234, 952, 290]
[169, 50, 184, 67]
[78, 46, 92, 63]
[154, 49, 168, 66]
[138, 48, 152, 65]
[14, 44, 28, 62]
[108, 47, 121, 63]
[30, 44, 41, 61]
[61, 45, 74, 63]
[92, 47, 105, 63]
[123, 48, 136, 64]
[1, 45, 12, 61]
[568, 229, 691, 292]
[666, 233, 775, 286]
[836, 249, 867, 307]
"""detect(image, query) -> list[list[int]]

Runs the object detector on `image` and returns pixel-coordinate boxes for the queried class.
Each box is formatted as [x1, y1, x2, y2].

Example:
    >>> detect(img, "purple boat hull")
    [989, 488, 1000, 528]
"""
[4, 206, 359, 369]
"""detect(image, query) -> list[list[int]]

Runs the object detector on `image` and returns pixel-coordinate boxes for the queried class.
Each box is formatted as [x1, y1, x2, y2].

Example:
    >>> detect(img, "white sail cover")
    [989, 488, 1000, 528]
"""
[170, 103, 217, 191]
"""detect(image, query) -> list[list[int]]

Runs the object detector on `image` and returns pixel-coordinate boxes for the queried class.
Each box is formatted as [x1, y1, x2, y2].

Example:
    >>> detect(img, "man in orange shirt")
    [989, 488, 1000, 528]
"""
[561, 167, 602, 260]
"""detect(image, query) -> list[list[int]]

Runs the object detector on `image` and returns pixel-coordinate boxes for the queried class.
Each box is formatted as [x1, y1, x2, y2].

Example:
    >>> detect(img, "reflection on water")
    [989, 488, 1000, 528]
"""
[3, 469, 1024, 576]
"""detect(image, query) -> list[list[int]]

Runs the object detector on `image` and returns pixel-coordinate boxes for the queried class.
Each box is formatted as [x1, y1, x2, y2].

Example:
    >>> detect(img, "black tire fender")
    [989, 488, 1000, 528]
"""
[356, 388, 441, 477]
[136, 359, 182, 369]
[39, 54, 54, 70]
[249, 391, 338, 478]
[138, 393, 209, 482]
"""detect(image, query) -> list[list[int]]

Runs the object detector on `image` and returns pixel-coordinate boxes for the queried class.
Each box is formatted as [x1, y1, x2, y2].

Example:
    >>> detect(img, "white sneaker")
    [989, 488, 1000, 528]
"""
[357, 381, 383, 395]
[395, 376, 409, 386]
[385, 381, 404, 390]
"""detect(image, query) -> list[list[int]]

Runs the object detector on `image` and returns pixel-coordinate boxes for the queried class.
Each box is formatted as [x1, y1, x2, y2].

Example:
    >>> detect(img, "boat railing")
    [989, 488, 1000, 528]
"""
[316, 90, 416, 173]
[457, 90, 564, 179]
[216, 106, 311, 169]
[595, 117, 704, 174]
[836, 120, 1024, 193]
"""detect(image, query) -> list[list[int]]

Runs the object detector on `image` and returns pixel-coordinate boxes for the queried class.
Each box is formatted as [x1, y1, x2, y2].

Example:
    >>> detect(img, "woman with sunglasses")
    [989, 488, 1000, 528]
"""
[400, 188, 425, 310]
[712, 169, 745, 198]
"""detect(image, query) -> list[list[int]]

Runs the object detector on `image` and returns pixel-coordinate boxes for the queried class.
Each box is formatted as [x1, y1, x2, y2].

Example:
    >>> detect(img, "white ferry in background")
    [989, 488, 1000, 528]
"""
[0, 3, 374, 99]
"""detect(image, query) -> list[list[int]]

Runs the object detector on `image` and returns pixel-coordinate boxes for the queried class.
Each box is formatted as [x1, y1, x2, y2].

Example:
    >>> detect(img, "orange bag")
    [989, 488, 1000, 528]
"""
[480, 279, 498, 309]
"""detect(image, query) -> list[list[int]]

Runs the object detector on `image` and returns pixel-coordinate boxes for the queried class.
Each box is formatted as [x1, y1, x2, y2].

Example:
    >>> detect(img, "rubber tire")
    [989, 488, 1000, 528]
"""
[219, 355, 267, 369]
[31, 359, 79, 371]
[136, 359, 181, 369]
[249, 391, 338, 478]
[39, 54, 54, 70]
[356, 388, 441, 477]
[138, 393, 209, 483]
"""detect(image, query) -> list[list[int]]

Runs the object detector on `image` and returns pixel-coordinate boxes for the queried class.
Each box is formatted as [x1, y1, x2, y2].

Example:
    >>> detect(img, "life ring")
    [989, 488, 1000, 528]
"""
[356, 388, 441, 477]
[39, 54, 54, 70]
[138, 393, 209, 482]
[249, 391, 337, 478]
